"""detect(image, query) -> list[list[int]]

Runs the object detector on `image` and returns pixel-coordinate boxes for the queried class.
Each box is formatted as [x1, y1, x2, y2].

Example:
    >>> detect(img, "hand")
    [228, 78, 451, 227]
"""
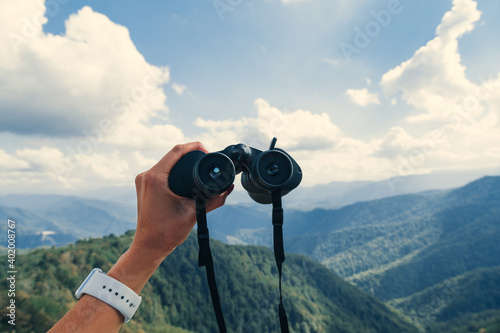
[48, 142, 232, 333]
[132, 142, 234, 261]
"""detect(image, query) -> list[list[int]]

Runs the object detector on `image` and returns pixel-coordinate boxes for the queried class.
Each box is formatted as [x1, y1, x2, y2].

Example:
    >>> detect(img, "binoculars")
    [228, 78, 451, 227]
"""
[168, 138, 302, 204]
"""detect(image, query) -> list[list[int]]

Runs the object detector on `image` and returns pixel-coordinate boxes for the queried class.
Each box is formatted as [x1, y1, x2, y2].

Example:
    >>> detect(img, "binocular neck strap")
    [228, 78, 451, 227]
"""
[195, 193, 289, 333]
[196, 199, 227, 333]
[272, 190, 290, 333]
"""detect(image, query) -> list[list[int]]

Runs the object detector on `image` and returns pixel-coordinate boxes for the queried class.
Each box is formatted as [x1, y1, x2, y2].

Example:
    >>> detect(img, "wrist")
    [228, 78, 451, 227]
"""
[131, 231, 177, 262]
[107, 245, 166, 294]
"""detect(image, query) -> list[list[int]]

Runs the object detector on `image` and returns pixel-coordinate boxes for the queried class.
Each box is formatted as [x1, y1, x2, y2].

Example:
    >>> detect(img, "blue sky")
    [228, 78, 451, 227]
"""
[1, 0, 500, 195]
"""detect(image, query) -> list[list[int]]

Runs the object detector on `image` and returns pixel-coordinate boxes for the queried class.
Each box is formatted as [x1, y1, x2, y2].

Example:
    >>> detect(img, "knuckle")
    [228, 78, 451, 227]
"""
[135, 173, 144, 187]
[141, 170, 161, 188]
[135, 172, 144, 190]
[171, 144, 184, 155]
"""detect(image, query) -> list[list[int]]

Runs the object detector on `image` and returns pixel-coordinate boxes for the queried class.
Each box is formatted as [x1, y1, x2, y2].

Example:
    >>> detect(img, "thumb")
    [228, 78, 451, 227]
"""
[206, 184, 234, 213]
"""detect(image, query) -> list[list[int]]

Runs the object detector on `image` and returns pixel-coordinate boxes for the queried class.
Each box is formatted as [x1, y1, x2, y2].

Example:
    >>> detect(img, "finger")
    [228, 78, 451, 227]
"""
[134, 171, 146, 210]
[153, 141, 208, 176]
[206, 184, 234, 212]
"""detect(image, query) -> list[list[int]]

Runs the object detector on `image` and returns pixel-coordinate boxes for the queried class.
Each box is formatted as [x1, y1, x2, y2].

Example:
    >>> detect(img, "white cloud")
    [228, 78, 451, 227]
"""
[346, 88, 381, 107]
[171, 82, 187, 95]
[375, 0, 500, 178]
[15, 146, 66, 172]
[0, 1, 186, 193]
[0, 2, 171, 137]
[381, 0, 482, 123]
[374, 127, 417, 159]
[0, 149, 30, 170]
[194, 98, 343, 152]
[0, 144, 161, 193]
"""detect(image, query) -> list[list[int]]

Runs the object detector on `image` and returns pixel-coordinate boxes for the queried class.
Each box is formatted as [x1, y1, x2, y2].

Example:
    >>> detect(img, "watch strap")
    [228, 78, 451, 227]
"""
[75, 268, 142, 323]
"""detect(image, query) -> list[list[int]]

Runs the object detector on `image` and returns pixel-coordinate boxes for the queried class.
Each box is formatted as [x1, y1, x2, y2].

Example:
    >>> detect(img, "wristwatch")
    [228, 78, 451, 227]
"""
[75, 268, 142, 323]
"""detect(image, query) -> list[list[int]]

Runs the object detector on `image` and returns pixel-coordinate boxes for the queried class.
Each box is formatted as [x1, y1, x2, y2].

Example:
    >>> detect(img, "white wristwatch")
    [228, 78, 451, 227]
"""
[75, 268, 142, 323]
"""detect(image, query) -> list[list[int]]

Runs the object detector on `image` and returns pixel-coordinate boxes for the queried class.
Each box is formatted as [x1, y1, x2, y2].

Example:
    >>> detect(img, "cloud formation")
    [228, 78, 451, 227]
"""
[0, 0, 499, 195]
[171, 83, 187, 95]
[346, 88, 381, 107]
[195, 98, 342, 151]
[0, 2, 170, 137]
[376, 0, 500, 177]
[0, 1, 183, 193]
[381, 0, 481, 123]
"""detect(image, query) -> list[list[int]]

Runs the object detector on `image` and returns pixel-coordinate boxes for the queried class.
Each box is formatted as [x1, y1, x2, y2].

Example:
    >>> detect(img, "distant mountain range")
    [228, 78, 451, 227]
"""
[5, 166, 495, 208]
[280, 167, 500, 210]
[2, 169, 496, 249]
[0, 195, 136, 249]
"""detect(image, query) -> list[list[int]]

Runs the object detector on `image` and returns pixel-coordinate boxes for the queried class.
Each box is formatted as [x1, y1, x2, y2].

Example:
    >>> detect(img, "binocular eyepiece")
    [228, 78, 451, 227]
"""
[168, 138, 302, 204]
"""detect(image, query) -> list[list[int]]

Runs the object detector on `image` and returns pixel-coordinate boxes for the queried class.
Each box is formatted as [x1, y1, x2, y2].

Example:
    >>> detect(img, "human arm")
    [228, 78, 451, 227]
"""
[48, 142, 233, 333]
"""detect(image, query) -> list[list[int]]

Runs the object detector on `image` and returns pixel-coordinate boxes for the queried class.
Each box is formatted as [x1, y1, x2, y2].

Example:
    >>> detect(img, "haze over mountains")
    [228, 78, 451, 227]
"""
[0, 195, 136, 249]
[2, 168, 498, 249]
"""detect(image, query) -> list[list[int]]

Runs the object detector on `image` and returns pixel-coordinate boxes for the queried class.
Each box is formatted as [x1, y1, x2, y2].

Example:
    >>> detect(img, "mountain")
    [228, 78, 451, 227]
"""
[199, 176, 500, 331]
[231, 167, 500, 210]
[389, 266, 500, 332]
[0, 195, 136, 249]
[282, 176, 500, 332]
[0, 231, 417, 333]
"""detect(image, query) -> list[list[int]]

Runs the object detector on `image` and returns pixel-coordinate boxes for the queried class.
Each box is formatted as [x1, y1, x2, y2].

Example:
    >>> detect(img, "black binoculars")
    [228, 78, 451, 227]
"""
[168, 138, 302, 204]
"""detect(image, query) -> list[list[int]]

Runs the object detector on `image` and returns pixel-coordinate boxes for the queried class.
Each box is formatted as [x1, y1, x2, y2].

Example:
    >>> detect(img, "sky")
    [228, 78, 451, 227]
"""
[0, 0, 500, 196]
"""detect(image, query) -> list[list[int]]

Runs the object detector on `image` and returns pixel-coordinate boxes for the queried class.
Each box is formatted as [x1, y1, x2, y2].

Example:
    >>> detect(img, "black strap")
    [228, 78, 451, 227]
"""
[195, 192, 289, 333]
[272, 190, 289, 333]
[196, 199, 227, 333]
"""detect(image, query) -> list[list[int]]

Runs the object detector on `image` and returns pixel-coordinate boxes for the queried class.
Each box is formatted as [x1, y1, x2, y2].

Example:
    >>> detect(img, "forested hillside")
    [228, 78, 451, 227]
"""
[284, 176, 500, 332]
[390, 266, 500, 332]
[0, 231, 416, 333]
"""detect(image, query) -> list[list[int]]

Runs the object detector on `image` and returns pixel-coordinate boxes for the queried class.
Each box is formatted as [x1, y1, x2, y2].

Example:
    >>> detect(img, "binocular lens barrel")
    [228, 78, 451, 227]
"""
[253, 150, 293, 189]
[194, 153, 235, 196]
